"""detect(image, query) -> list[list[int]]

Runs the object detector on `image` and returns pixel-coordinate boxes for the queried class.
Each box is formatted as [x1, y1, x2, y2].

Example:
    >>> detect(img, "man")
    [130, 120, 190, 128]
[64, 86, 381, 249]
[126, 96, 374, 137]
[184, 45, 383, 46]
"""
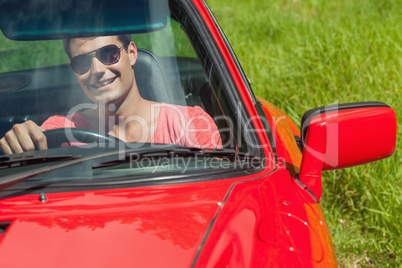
[0, 35, 221, 154]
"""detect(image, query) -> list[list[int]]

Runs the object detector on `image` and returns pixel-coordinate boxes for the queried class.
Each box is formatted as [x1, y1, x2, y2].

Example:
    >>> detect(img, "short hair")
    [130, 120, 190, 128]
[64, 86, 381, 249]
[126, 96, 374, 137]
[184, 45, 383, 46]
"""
[63, 34, 132, 59]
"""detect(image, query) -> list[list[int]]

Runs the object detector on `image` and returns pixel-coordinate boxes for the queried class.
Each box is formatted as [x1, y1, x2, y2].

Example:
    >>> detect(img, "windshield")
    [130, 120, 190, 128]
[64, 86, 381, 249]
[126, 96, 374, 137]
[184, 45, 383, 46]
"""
[0, 0, 264, 191]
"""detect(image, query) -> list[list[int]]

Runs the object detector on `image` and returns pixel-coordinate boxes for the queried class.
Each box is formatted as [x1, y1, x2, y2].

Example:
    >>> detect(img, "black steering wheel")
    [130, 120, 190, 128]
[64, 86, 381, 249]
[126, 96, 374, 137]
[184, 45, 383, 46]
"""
[44, 128, 121, 149]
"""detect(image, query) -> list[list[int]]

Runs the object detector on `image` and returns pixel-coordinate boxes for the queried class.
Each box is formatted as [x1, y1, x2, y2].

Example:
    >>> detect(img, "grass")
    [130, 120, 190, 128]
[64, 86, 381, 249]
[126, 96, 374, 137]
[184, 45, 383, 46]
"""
[205, 0, 401, 266]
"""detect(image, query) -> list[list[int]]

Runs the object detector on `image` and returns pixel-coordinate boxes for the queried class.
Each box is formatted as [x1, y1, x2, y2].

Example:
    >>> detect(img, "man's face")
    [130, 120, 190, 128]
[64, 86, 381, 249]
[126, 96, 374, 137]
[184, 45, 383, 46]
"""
[69, 36, 137, 105]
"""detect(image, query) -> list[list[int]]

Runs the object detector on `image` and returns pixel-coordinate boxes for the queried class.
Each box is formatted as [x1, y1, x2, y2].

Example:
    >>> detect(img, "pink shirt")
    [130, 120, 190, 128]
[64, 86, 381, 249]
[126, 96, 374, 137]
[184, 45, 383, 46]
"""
[41, 103, 222, 149]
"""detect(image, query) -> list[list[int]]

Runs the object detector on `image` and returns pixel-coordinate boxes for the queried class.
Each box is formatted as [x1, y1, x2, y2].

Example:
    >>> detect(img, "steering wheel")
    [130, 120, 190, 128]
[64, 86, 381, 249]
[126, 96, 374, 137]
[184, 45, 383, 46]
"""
[44, 128, 121, 149]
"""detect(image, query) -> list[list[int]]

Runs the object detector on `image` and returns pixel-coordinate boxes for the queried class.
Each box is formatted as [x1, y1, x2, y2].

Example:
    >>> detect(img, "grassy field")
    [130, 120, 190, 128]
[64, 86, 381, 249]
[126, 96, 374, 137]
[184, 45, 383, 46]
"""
[205, 0, 401, 267]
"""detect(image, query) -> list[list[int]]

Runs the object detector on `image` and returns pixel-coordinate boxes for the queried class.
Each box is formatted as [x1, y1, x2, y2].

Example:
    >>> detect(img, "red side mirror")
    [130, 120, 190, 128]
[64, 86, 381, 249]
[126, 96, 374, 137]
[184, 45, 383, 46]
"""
[298, 102, 396, 201]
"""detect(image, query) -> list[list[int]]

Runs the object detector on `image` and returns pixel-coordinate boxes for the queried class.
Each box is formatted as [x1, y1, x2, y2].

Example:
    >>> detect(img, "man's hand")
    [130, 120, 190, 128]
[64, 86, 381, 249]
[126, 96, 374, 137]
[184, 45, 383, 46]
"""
[0, 120, 48, 155]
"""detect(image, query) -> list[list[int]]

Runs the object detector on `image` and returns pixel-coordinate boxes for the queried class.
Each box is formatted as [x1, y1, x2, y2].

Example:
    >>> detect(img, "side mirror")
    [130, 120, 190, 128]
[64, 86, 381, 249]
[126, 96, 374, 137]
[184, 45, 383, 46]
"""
[298, 102, 397, 201]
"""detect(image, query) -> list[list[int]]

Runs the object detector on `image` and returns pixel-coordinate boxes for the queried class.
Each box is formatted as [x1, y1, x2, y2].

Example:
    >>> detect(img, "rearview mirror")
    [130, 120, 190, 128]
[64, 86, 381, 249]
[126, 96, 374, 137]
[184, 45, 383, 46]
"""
[0, 0, 169, 40]
[298, 102, 396, 201]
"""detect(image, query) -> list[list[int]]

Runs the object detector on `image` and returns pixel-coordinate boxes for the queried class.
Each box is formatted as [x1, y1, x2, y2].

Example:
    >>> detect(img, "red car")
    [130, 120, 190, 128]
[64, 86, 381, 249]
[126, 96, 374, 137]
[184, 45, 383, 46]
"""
[0, 0, 396, 267]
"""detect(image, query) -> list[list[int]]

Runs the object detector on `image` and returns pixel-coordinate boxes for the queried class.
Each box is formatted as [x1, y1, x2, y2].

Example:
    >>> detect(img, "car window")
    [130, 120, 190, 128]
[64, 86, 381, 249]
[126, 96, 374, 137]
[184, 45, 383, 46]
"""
[135, 18, 197, 58]
[0, 0, 264, 190]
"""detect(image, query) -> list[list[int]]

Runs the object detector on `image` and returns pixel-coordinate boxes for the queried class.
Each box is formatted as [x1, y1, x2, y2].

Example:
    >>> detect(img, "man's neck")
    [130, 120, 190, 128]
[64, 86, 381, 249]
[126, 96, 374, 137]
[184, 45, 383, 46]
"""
[106, 83, 162, 142]
[82, 82, 162, 142]
[109, 99, 161, 143]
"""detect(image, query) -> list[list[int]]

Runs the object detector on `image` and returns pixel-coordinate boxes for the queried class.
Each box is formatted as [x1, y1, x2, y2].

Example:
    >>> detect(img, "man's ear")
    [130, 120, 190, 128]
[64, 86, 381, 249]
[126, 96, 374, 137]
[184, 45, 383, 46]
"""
[128, 41, 137, 66]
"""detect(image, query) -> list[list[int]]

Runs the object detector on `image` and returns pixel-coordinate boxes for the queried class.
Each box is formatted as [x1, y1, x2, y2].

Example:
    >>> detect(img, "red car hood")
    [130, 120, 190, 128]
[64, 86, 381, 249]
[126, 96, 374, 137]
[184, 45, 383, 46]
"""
[0, 179, 235, 268]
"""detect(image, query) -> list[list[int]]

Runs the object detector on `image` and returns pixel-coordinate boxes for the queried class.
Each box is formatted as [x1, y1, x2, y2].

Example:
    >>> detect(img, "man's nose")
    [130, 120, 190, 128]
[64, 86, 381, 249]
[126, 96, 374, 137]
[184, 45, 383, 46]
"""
[90, 57, 107, 75]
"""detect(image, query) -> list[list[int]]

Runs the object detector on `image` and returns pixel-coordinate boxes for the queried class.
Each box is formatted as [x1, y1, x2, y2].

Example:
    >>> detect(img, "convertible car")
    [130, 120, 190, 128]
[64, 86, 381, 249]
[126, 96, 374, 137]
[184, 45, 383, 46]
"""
[0, 0, 397, 267]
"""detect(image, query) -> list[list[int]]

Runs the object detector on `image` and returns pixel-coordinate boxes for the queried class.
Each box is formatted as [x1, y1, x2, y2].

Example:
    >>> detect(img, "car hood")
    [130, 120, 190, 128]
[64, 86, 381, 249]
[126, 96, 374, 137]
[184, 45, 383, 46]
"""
[0, 179, 234, 268]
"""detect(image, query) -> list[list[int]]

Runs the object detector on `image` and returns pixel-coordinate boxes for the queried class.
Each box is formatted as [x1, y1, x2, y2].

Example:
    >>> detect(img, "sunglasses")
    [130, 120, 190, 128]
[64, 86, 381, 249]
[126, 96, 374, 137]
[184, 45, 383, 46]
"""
[70, 44, 124, 75]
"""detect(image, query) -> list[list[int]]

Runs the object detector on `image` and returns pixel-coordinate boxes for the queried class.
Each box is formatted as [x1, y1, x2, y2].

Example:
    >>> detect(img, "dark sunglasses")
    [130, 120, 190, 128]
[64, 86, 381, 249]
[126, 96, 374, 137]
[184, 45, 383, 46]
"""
[70, 45, 124, 75]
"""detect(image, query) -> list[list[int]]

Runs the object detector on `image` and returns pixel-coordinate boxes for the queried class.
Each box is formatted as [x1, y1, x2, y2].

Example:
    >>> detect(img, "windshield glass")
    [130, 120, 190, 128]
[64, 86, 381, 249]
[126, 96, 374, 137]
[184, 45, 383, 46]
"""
[0, 0, 263, 190]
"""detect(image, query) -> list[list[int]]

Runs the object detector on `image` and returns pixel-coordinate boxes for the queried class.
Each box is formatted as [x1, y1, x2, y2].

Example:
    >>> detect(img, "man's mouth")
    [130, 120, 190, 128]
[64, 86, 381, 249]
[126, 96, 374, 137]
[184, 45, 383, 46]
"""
[86, 78, 116, 90]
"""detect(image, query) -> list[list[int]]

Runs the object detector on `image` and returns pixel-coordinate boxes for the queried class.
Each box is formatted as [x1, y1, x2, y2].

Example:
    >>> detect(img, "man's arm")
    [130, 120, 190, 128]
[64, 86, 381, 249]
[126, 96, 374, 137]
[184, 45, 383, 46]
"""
[0, 120, 47, 155]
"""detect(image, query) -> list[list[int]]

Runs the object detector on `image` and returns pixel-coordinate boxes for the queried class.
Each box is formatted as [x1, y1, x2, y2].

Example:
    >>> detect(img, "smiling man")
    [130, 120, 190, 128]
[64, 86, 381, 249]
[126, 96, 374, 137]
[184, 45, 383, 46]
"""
[0, 35, 221, 154]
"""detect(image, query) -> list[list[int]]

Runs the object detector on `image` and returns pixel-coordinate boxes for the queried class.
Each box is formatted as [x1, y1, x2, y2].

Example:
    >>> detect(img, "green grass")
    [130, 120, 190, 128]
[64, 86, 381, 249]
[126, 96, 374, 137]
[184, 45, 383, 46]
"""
[205, 0, 401, 266]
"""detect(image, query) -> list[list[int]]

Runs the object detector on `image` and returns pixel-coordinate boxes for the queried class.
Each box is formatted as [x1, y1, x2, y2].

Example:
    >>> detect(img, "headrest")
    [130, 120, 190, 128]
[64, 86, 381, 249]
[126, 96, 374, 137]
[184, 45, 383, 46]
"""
[134, 48, 186, 105]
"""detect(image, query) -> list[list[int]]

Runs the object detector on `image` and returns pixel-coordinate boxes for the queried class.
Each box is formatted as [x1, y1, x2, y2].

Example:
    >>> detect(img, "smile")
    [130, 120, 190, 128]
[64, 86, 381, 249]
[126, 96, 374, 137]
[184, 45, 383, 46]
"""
[86, 77, 116, 90]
